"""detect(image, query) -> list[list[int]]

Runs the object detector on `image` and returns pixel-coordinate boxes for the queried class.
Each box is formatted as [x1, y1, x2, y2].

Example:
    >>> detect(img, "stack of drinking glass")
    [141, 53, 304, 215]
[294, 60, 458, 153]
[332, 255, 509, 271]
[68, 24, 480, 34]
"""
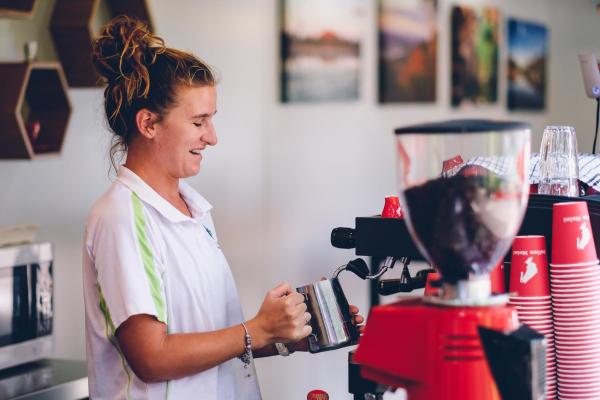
[538, 126, 580, 197]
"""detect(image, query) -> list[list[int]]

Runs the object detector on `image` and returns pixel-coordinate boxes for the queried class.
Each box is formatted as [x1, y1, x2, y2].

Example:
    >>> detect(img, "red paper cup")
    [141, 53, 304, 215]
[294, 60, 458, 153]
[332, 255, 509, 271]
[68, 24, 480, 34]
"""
[557, 369, 600, 378]
[509, 302, 552, 309]
[558, 367, 600, 378]
[552, 202, 598, 264]
[518, 313, 553, 320]
[555, 336, 600, 344]
[510, 299, 552, 304]
[555, 331, 600, 339]
[551, 274, 600, 283]
[553, 308, 600, 317]
[519, 314, 552, 321]
[553, 300, 600, 308]
[552, 284, 600, 292]
[559, 388, 600, 396]
[510, 236, 550, 297]
[550, 260, 600, 269]
[509, 294, 551, 300]
[516, 306, 553, 312]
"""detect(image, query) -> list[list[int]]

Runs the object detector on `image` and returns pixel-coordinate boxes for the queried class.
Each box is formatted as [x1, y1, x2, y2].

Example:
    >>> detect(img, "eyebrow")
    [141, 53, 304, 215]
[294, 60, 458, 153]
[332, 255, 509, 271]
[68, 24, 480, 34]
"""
[191, 110, 217, 119]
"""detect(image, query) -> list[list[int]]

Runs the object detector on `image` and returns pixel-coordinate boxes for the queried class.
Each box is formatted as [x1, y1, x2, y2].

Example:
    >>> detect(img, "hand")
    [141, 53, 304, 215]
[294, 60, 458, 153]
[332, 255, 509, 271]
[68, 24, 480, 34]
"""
[248, 283, 312, 349]
[288, 304, 365, 353]
[349, 304, 365, 335]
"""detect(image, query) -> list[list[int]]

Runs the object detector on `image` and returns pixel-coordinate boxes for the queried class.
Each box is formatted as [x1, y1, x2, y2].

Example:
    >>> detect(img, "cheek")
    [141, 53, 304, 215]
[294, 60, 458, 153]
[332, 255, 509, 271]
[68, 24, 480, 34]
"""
[155, 125, 187, 151]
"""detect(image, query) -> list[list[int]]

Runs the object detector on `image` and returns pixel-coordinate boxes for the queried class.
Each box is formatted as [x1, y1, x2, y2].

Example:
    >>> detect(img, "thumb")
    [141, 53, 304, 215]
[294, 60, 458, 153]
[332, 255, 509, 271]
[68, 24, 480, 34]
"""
[270, 283, 293, 298]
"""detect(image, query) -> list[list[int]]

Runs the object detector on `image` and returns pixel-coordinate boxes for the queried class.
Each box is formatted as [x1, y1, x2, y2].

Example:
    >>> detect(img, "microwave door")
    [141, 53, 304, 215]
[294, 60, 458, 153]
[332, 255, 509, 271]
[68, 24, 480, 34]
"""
[0, 265, 34, 346]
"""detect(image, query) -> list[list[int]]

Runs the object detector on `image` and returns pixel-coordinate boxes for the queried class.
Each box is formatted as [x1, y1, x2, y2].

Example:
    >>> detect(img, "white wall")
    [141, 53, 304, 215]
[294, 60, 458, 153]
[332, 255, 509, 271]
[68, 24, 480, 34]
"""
[1, 0, 599, 398]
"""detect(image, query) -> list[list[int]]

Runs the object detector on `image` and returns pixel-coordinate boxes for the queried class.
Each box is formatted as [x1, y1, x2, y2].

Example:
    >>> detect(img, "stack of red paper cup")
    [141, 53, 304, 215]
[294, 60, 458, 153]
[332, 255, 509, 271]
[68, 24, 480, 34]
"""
[508, 235, 557, 399]
[550, 201, 600, 399]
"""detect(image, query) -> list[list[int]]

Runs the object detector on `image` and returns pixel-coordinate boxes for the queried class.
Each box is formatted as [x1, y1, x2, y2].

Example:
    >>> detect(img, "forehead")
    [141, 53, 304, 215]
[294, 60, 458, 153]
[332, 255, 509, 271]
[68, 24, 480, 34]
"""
[173, 85, 217, 115]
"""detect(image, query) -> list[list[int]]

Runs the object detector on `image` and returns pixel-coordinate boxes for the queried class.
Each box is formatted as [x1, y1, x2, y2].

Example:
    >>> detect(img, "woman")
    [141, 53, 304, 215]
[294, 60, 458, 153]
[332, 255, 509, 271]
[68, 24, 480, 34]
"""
[82, 16, 363, 400]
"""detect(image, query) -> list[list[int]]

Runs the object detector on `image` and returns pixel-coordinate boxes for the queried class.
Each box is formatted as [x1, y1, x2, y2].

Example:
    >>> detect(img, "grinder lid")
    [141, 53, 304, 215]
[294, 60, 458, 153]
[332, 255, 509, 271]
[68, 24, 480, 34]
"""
[395, 119, 530, 135]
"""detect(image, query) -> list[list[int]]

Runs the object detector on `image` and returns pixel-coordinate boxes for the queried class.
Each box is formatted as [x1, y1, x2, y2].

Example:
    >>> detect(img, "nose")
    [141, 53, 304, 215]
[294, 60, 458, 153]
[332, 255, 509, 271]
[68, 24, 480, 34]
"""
[203, 122, 218, 146]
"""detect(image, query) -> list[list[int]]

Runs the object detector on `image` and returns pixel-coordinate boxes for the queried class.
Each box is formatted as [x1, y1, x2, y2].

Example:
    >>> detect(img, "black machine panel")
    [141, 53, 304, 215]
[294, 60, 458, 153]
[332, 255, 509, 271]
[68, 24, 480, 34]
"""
[351, 194, 600, 261]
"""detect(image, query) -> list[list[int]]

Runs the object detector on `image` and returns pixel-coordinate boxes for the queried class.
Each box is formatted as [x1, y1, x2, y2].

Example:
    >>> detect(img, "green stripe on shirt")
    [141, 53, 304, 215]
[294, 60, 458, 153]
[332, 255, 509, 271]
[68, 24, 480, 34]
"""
[132, 193, 167, 324]
[97, 285, 132, 400]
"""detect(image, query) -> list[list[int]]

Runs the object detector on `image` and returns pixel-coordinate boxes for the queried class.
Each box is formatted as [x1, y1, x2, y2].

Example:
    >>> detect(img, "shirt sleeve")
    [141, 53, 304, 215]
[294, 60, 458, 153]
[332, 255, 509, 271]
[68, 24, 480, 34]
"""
[86, 193, 167, 331]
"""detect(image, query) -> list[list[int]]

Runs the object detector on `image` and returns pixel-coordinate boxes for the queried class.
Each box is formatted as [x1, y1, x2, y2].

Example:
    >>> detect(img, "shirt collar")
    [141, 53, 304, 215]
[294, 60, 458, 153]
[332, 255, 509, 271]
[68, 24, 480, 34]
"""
[117, 166, 213, 223]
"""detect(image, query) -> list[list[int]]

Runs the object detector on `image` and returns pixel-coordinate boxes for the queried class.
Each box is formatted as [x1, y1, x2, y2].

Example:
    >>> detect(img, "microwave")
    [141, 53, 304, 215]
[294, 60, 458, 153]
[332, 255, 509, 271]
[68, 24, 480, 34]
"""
[0, 242, 53, 370]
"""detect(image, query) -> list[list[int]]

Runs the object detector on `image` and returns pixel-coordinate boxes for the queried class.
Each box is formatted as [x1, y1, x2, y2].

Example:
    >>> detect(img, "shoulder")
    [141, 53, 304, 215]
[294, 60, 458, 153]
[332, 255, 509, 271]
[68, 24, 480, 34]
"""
[85, 180, 136, 238]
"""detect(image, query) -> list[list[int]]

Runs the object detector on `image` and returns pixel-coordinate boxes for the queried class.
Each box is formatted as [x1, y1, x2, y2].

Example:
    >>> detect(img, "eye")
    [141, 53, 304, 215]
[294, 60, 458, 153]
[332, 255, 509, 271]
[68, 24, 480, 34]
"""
[193, 122, 202, 127]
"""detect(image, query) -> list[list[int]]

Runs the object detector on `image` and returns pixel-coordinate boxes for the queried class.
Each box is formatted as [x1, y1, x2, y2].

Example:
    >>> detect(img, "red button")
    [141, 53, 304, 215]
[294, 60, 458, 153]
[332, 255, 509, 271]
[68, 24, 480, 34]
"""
[307, 389, 329, 400]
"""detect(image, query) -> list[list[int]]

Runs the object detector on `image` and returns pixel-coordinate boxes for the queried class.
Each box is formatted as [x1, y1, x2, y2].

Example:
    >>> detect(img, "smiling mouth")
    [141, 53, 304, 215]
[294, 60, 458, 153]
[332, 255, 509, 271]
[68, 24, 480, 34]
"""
[190, 149, 202, 155]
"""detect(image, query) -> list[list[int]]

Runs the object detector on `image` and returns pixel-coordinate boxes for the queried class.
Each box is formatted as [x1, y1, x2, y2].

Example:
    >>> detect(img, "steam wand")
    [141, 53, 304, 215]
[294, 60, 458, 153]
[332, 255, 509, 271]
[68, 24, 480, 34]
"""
[364, 256, 404, 280]
[378, 259, 435, 295]
[333, 256, 402, 280]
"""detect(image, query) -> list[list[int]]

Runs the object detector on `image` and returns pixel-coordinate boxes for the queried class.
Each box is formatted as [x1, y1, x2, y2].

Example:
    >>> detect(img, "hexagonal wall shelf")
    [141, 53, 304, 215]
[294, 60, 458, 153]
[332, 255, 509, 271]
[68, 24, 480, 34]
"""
[0, 0, 37, 18]
[0, 62, 72, 159]
[50, 0, 154, 87]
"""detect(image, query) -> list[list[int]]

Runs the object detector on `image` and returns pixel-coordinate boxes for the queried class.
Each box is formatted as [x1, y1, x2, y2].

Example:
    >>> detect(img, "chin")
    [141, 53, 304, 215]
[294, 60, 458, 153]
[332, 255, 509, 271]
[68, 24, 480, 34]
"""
[184, 164, 201, 178]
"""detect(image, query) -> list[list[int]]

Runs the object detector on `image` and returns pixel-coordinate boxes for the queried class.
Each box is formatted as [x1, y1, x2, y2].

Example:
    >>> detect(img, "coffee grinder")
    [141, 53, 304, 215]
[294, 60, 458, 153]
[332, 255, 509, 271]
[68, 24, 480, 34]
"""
[347, 120, 545, 399]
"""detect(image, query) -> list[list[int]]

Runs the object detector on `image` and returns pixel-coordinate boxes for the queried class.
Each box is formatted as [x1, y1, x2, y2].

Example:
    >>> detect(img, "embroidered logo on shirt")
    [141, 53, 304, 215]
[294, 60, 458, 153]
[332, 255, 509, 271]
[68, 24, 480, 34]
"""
[203, 225, 220, 248]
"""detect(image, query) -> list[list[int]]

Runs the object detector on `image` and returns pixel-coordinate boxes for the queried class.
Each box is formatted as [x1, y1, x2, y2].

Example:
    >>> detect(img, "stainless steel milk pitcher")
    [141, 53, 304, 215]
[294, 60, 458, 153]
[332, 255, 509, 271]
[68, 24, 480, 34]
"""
[296, 258, 369, 353]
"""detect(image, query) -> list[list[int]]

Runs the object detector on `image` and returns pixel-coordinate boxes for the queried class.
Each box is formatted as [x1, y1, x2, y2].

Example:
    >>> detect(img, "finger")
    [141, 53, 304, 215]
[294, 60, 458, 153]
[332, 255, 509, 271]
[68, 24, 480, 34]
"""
[358, 325, 365, 334]
[295, 301, 307, 314]
[287, 292, 305, 306]
[304, 312, 312, 324]
[292, 305, 307, 319]
[353, 315, 364, 324]
[270, 283, 293, 298]
[349, 305, 359, 315]
[301, 324, 313, 338]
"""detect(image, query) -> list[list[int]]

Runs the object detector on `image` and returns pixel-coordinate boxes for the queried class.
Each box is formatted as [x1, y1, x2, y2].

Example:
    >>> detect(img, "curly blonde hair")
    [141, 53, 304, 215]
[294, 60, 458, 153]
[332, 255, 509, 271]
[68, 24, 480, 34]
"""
[92, 15, 216, 169]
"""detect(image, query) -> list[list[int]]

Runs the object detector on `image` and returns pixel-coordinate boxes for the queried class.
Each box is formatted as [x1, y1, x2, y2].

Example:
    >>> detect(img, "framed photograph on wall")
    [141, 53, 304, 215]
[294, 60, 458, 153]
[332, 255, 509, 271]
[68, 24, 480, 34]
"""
[378, 0, 437, 103]
[280, 0, 366, 102]
[451, 5, 500, 107]
[507, 18, 548, 111]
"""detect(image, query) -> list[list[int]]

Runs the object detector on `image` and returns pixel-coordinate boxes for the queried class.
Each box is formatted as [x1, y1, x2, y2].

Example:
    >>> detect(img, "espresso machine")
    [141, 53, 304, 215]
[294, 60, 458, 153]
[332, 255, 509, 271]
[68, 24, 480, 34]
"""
[334, 120, 547, 400]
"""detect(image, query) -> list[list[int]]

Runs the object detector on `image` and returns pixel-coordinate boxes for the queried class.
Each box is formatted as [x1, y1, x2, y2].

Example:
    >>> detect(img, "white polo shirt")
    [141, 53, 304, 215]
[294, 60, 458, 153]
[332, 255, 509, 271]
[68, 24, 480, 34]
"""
[82, 166, 262, 400]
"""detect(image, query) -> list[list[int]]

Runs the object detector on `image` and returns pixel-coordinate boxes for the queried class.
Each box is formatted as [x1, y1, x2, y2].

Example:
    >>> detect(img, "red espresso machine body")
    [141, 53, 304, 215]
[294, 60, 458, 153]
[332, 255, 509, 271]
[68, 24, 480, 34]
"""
[354, 298, 519, 400]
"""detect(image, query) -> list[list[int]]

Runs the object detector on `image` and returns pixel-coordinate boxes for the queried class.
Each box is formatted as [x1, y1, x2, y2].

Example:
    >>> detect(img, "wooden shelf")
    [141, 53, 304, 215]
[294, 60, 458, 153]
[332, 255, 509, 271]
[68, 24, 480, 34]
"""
[0, 62, 72, 159]
[0, 0, 36, 18]
[50, 0, 155, 87]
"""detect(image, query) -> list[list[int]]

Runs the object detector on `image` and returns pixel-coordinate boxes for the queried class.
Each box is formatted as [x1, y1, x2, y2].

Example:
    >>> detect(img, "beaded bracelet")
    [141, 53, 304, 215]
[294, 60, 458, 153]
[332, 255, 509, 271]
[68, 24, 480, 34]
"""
[237, 322, 253, 377]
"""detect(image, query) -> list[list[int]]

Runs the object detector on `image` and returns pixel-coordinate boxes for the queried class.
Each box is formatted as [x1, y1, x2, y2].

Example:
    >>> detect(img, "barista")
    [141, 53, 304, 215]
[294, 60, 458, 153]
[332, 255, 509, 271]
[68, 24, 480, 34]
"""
[82, 16, 363, 400]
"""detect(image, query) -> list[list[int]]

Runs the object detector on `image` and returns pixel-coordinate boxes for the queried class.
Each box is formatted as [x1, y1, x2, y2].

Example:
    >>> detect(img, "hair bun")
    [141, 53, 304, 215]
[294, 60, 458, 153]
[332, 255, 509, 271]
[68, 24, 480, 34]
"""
[92, 16, 165, 97]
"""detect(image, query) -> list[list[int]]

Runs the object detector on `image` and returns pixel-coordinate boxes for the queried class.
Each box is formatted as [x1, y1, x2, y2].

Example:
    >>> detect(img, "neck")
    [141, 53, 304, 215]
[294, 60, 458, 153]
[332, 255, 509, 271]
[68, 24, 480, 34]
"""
[124, 147, 180, 201]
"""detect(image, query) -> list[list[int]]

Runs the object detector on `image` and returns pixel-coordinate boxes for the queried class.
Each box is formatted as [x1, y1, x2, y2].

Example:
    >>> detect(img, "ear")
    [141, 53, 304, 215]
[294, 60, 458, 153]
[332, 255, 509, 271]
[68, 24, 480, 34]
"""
[135, 108, 160, 139]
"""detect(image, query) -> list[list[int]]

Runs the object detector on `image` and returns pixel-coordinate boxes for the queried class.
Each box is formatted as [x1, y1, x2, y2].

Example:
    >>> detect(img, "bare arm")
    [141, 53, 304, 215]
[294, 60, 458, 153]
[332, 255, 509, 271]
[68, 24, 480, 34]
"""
[116, 283, 311, 382]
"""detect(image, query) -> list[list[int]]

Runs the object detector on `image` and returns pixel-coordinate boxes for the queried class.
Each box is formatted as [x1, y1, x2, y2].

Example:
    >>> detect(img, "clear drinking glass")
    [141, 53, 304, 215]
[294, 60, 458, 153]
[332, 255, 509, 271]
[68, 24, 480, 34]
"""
[538, 126, 579, 197]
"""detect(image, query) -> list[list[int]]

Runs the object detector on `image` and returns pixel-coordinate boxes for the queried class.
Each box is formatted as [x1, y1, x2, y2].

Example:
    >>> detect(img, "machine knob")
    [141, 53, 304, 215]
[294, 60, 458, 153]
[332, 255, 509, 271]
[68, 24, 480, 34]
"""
[345, 258, 369, 280]
[331, 227, 356, 249]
